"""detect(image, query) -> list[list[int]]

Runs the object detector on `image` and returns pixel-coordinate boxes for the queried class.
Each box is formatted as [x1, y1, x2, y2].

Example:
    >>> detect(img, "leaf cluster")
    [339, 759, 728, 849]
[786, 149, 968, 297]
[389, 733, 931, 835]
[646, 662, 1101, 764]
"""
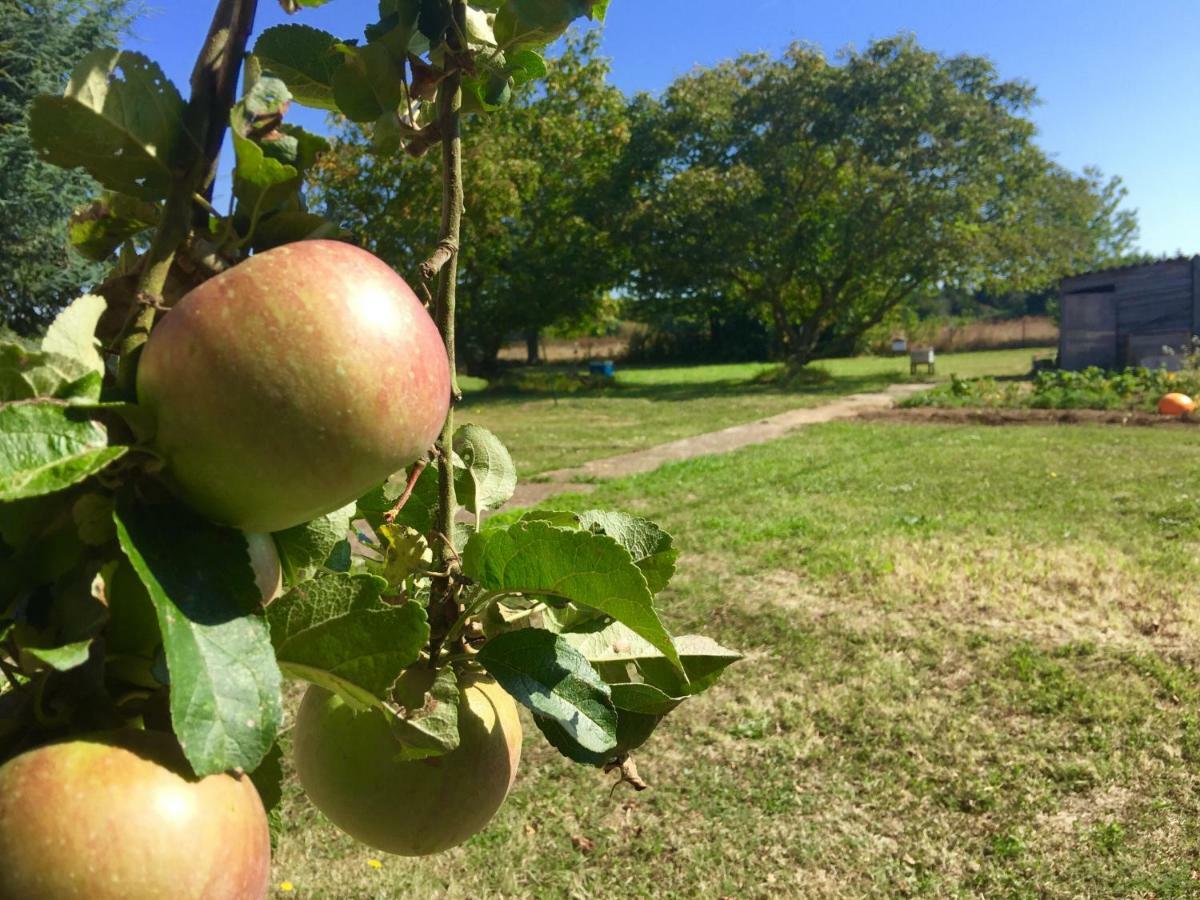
[3, 0, 736, 816]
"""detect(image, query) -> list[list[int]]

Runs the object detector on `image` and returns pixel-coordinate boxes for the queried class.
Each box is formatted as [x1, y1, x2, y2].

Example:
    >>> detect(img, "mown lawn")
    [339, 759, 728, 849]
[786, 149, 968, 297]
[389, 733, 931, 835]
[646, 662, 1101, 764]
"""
[457, 348, 1049, 475]
[272, 419, 1200, 898]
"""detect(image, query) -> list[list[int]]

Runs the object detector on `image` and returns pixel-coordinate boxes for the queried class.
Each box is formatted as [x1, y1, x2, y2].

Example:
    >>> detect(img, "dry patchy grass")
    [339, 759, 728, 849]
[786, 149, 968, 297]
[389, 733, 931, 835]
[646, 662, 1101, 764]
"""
[272, 422, 1200, 898]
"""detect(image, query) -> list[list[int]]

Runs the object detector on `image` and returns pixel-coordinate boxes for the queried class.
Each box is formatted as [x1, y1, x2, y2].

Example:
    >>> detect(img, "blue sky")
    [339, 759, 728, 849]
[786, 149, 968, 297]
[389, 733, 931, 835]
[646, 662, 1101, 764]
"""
[129, 0, 1200, 256]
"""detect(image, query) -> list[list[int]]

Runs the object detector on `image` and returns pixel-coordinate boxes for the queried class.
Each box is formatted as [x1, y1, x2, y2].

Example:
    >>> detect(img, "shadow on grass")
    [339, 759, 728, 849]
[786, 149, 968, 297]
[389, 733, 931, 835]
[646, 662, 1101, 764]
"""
[463, 364, 897, 405]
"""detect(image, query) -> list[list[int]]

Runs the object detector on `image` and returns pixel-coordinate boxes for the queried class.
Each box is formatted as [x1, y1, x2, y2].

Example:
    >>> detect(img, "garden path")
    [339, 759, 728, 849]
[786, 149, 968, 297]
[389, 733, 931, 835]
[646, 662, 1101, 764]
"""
[502, 383, 927, 509]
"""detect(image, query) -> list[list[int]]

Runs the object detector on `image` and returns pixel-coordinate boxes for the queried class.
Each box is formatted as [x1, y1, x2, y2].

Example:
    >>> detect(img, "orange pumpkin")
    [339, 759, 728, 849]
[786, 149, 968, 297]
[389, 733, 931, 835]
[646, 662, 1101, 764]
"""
[1157, 392, 1196, 416]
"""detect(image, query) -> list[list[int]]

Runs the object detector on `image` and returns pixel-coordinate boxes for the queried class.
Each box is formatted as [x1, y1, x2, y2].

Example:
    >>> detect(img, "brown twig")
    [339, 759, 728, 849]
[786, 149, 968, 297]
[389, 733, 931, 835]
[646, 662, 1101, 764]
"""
[605, 756, 649, 792]
[419, 238, 459, 281]
[116, 0, 260, 391]
[382, 457, 429, 524]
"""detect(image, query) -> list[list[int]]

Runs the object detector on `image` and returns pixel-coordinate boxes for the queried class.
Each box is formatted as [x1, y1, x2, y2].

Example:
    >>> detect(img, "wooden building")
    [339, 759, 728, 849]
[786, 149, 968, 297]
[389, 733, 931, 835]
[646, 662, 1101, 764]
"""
[1058, 256, 1200, 370]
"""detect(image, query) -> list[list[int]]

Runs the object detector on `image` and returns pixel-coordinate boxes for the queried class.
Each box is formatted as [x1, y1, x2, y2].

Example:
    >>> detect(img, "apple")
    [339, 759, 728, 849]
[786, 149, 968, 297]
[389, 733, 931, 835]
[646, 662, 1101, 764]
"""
[137, 240, 450, 533]
[0, 730, 270, 900]
[292, 675, 522, 856]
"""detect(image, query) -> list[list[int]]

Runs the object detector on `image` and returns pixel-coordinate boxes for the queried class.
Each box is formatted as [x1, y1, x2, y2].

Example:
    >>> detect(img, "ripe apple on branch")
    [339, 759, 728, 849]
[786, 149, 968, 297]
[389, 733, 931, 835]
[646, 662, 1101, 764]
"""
[0, 0, 737, 895]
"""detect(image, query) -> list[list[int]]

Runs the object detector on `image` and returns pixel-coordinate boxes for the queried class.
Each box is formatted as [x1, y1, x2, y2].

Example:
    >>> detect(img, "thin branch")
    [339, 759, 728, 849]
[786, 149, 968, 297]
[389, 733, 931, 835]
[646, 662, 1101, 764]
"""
[116, 0, 260, 390]
[428, 0, 469, 658]
[419, 238, 459, 281]
[382, 456, 430, 524]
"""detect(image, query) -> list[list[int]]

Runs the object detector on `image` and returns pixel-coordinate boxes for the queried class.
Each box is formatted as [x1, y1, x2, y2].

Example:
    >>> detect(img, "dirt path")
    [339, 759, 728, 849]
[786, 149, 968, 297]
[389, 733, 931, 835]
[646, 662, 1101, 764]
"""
[504, 384, 926, 509]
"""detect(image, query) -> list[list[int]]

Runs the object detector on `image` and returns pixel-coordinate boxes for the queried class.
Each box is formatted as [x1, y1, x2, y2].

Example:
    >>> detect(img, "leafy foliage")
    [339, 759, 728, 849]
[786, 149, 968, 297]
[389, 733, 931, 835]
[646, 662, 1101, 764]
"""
[906, 360, 1200, 413]
[622, 38, 1140, 364]
[114, 501, 283, 775]
[1, 0, 736, 847]
[0, 0, 135, 335]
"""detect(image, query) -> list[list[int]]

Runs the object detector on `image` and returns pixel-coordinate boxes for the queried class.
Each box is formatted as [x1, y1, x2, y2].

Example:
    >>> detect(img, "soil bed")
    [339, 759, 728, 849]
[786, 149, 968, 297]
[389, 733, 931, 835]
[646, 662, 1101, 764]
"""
[861, 406, 1200, 427]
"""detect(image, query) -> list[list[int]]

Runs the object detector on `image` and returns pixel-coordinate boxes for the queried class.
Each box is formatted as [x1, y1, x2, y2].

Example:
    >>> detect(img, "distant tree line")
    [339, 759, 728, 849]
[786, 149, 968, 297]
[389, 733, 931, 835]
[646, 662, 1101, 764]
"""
[315, 34, 1138, 372]
[4, 22, 1141, 372]
[1, 0, 134, 335]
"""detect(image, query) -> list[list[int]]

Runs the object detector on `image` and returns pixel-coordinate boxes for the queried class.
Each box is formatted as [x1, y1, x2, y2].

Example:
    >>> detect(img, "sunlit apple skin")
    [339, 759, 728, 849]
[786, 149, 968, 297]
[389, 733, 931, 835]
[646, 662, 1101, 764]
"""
[137, 240, 451, 533]
[0, 730, 270, 900]
[293, 676, 522, 856]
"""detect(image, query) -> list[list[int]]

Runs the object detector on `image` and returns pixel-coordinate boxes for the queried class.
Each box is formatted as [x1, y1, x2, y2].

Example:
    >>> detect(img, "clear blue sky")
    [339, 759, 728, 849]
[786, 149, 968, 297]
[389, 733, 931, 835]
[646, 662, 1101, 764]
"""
[129, 0, 1200, 256]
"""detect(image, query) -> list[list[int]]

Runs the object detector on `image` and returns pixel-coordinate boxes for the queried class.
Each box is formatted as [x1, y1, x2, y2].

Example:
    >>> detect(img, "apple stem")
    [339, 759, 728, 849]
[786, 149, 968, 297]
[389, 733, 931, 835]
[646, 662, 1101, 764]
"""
[429, 0, 468, 650]
[115, 0, 260, 392]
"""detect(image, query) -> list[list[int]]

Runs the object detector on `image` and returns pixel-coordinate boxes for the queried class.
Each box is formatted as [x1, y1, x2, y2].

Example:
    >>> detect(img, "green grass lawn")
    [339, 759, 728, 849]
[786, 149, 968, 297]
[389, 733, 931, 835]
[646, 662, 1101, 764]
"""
[272, 419, 1200, 898]
[457, 348, 1050, 475]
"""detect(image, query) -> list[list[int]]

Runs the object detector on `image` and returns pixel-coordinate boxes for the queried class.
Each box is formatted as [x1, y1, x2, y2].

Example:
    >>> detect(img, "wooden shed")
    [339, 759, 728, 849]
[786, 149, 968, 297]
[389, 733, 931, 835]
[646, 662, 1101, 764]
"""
[1058, 256, 1200, 370]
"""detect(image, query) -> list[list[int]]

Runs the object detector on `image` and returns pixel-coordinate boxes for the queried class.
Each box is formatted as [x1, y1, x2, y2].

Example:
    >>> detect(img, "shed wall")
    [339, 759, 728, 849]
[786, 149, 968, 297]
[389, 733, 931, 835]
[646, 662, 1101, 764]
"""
[1058, 259, 1197, 369]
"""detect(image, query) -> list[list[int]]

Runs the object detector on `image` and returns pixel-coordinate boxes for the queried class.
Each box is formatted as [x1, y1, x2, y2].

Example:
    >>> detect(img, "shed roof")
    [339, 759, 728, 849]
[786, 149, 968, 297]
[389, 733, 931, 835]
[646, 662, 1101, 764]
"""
[1061, 255, 1197, 292]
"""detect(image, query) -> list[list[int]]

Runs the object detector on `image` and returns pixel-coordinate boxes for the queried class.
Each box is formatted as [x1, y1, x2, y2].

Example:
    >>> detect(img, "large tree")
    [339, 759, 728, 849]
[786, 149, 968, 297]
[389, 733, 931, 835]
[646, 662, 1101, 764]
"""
[0, 0, 134, 335]
[310, 32, 628, 373]
[623, 37, 1139, 365]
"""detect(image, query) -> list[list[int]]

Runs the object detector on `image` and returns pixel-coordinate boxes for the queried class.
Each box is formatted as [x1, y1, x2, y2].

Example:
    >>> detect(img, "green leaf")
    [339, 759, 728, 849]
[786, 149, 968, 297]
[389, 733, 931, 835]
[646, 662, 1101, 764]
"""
[114, 501, 283, 776]
[0, 343, 94, 402]
[238, 75, 293, 129]
[250, 210, 339, 251]
[253, 25, 341, 110]
[465, 5, 498, 46]
[72, 492, 115, 546]
[418, 0, 452, 42]
[507, 49, 547, 86]
[388, 666, 460, 759]
[564, 622, 741, 698]
[578, 510, 677, 594]
[231, 130, 301, 218]
[329, 42, 405, 123]
[378, 523, 432, 588]
[476, 628, 617, 758]
[19, 638, 93, 673]
[41, 295, 107, 379]
[463, 521, 685, 675]
[493, 0, 604, 48]
[267, 573, 429, 708]
[463, 72, 512, 113]
[454, 424, 517, 516]
[608, 682, 683, 715]
[68, 193, 159, 261]
[272, 503, 355, 589]
[0, 403, 127, 502]
[28, 49, 184, 200]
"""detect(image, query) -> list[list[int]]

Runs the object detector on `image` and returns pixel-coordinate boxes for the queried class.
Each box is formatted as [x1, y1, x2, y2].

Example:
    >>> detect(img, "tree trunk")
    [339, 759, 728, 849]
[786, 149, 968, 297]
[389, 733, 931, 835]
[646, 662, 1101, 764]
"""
[525, 328, 540, 364]
[464, 334, 504, 378]
[708, 312, 722, 356]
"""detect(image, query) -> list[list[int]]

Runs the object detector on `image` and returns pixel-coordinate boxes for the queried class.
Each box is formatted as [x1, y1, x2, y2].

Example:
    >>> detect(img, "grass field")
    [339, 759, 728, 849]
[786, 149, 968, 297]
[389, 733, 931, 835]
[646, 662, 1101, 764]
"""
[457, 348, 1049, 475]
[272, 419, 1200, 898]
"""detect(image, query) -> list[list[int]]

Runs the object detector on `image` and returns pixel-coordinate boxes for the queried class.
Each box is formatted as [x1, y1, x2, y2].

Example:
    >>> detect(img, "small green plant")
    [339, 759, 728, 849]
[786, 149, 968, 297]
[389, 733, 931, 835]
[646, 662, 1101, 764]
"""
[904, 354, 1200, 413]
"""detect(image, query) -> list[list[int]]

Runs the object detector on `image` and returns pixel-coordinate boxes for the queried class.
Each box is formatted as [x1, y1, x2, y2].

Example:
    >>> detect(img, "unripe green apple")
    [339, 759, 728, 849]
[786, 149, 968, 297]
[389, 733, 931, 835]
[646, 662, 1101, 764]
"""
[0, 730, 270, 900]
[293, 675, 522, 856]
[137, 240, 450, 533]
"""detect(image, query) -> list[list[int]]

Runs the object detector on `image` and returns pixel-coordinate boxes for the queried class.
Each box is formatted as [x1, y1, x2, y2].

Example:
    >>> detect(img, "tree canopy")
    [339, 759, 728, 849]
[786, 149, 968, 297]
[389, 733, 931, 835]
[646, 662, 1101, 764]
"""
[1, 0, 135, 335]
[621, 37, 1139, 363]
